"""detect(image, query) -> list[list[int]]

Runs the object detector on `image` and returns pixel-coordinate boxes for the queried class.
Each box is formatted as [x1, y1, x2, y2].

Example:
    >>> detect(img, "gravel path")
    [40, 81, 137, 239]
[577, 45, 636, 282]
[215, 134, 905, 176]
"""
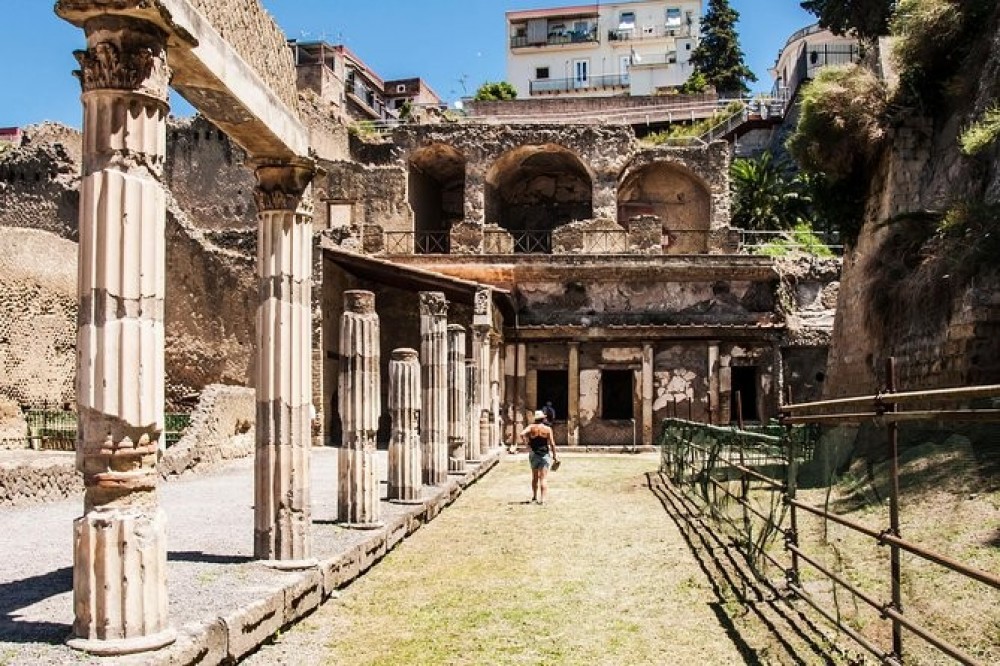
[243, 454, 754, 666]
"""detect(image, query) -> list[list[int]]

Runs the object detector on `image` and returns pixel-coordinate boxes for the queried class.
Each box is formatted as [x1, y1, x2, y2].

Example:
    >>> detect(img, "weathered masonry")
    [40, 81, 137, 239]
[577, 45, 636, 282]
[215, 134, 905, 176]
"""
[320, 124, 836, 448]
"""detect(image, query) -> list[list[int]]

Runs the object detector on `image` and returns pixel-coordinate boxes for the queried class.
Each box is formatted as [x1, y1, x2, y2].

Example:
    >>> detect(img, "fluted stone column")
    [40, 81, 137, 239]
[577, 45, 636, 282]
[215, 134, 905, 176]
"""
[465, 359, 481, 463]
[62, 12, 175, 654]
[388, 348, 422, 503]
[490, 338, 502, 450]
[337, 291, 382, 527]
[253, 159, 316, 564]
[447, 325, 467, 472]
[420, 292, 449, 485]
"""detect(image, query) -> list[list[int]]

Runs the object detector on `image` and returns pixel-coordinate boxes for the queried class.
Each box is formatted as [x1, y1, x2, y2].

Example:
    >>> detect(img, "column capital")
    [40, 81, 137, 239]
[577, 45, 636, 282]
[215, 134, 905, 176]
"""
[253, 159, 316, 214]
[419, 291, 448, 317]
[70, 16, 170, 100]
[344, 290, 376, 315]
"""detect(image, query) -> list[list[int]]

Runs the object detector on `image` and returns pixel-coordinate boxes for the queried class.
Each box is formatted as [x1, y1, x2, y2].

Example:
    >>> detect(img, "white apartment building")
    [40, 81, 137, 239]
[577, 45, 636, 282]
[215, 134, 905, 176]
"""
[506, 1, 702, 98]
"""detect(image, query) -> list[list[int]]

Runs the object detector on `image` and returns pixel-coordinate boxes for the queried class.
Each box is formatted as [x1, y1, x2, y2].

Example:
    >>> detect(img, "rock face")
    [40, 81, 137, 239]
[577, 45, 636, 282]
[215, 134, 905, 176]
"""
[824, 22, 1000, 396]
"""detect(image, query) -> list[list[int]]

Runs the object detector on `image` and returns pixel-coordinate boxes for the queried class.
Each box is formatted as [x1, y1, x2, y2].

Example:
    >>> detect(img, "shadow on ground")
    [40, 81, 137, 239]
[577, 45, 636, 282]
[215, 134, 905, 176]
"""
[0, 566, 72, 644]
[646, 472, 839, 666]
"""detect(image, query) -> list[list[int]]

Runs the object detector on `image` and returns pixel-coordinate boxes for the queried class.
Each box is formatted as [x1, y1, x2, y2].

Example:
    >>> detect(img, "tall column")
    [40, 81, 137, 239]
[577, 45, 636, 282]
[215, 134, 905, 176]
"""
[708, 341, 720, 425]
[337, 291, 382, 527]
[473, 328, 490, 455]
[465, 358, 481, 463]
[253, 158, 316, 564]
[388, 348, 422, 502]
[420, 292, 449, 485]
[447, 325, 467, 472]
[491, 338, 503, 449]
[642, 343, 655, 446]
[515, 342, 528, 436]
[568, 342, 580, 447]
[63, 12, 175, 655]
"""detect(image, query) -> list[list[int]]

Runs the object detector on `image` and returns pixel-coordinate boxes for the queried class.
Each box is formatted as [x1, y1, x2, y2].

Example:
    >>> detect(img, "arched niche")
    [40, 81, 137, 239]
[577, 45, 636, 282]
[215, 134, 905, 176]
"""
[617, 160, 711, 253]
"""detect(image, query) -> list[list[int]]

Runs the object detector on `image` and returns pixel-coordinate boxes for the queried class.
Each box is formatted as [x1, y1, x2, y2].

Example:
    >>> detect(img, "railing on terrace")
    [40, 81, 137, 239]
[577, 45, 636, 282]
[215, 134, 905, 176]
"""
[608, 25, 693, 41]
[510, 28, 598, 49]
[658, 358, 1000, 666]
[739, 229, 843, 256]
[530, 73, 629, 95]
[384, 230, 450, 255]
[23, 409, 191, 451]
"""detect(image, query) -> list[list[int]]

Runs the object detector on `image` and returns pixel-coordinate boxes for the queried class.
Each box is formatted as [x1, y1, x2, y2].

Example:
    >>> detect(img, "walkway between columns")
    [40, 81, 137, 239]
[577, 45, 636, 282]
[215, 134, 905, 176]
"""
[245, 455, 831, 665]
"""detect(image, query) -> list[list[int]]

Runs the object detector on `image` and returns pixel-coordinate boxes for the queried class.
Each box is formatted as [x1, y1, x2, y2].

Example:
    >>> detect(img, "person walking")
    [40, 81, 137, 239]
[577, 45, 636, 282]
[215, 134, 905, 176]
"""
[520, 409, 557, 504]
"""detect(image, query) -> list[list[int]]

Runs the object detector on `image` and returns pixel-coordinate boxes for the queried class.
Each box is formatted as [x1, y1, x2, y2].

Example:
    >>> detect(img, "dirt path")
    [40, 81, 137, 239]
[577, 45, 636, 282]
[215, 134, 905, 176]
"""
[243, 454, 759, 665]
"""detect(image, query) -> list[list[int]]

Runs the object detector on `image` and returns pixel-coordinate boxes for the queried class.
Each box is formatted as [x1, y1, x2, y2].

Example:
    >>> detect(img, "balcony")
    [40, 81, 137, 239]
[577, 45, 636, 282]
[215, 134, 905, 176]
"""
[608, 24, 692, 42]
[510, 26, 599, 49]
[529, 73, 629, 95]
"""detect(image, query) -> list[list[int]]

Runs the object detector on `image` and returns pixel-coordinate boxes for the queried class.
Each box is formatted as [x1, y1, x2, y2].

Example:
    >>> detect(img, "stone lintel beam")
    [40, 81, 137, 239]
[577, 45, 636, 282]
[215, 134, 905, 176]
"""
[57, 0, 310, 162]
[508, 325, 784, 342]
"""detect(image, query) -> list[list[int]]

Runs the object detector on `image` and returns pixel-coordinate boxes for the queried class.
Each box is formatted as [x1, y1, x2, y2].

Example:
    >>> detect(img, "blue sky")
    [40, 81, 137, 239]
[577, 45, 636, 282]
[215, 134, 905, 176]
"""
[0, 1, 816, 129]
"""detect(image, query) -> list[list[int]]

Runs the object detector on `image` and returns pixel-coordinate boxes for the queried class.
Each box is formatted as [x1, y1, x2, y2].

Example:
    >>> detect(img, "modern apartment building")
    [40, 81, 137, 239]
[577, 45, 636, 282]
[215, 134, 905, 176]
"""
[769, 24, 861, 102]
[506, 0, 702, 98]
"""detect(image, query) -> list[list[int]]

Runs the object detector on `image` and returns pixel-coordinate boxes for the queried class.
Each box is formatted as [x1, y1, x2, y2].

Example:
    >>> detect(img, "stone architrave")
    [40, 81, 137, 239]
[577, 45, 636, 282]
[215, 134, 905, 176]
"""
[337, 290, 383, 527]
[419, 292, 449, 485]
[252, 159, 316, 563]
[447, 324, 467, 472]
[61, 13, 176, 655]
[465, 358, 481, 463]
[388, 348, 423, 503]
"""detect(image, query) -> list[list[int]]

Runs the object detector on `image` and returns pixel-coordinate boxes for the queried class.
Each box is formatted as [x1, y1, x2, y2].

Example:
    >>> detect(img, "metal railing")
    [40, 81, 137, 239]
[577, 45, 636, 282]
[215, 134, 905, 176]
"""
[510, 28, 599, 49]
[608, 24, 693, 41]
[23, 409, 191, 450]
[529, 73, 630, 95]
[660, 359, 1000, 665]
[384, 231, 450, 255]
[739, 229, 843, 256]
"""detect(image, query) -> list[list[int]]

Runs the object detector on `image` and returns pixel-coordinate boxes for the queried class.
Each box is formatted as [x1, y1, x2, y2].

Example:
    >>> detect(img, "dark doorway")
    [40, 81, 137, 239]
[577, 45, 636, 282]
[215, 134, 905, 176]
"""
[730, 366, 759, 423]
[601, 369, 634, 420]
[536, 369, 568, 421]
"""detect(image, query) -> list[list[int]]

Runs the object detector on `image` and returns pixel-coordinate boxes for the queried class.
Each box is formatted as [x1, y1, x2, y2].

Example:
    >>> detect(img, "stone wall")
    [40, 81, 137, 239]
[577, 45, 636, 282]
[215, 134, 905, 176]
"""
[465, 93, 719, 118]
[160, 384, 256, 477]
[0, 452, 81, 506]
[0, 228, 77, 408]
[186, 0, 299, 115]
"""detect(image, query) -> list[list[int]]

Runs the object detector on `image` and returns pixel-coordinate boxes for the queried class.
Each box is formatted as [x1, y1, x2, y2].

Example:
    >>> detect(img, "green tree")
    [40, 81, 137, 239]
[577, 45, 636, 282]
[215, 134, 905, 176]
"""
[689, 0, 757, 96]
[800, 0, 894, 41]
[473, 81, 517, 101]
[730, 151, 811, 231]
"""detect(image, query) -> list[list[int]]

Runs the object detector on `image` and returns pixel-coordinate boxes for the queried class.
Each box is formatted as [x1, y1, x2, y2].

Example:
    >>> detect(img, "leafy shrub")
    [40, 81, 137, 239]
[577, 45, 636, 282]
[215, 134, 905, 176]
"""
[960, 104, 1000, 156]
[474, 81, 517, 101]
[786, 64, 887, 181]
[752, 223, 836, 258]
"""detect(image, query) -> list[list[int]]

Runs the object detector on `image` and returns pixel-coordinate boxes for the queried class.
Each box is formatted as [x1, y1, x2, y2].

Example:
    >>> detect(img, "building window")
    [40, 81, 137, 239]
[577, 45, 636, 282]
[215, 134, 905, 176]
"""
[601, 370, 633, 420]
[666, 7, 682, 27]
[536, 370, 568, 421]
[618, 11, 635, 29]
[535, 67, 550, 79]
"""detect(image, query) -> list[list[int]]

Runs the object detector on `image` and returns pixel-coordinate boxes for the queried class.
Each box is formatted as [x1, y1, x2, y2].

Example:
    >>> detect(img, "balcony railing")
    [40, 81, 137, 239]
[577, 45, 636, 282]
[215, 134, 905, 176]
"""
[608, 24, 693, 41]
[510, 28, 599, 49]
[384, 231, 450, 255]
[483, 229, 553, 254]
[530, 73, 630, 95]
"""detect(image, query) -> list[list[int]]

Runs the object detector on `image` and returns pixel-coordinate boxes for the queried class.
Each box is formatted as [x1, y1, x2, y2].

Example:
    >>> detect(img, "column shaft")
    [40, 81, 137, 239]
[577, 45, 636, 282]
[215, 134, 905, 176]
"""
[420, 292, 449, 485]
[568, 342, 580, 447]
[337, 290, 382, 527]
[64, 13, 174, 654]
[388, 348, 422, 502]
[642, 343, 654, 446]
[465, 358, 481, 462]
[253, 161, 316, 562]
[447, 325, 467, 472]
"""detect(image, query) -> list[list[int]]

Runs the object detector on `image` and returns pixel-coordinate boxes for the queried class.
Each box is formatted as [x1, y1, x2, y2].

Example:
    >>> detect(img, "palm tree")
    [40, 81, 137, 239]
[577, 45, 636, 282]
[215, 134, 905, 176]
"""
[730, 151, 812, 231]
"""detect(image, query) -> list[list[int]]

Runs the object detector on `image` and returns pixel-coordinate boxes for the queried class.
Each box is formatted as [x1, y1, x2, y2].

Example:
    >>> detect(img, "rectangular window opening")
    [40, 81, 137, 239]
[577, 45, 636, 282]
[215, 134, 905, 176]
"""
[536, 67, 550, 80]
[536, 370, 568, 422]
[730, 366, 760, 423]
[601, 369, 633, 420]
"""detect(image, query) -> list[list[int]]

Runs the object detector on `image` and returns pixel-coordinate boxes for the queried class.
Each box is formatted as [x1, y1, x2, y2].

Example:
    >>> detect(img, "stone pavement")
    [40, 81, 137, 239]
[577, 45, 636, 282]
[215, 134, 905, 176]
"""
[0, 446, 499, 665]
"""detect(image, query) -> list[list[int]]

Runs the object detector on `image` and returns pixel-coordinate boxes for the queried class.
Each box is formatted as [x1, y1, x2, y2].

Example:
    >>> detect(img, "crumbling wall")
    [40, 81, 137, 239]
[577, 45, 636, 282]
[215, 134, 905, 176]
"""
[0, 123, 80, 241]
[159, 384, 255, 477]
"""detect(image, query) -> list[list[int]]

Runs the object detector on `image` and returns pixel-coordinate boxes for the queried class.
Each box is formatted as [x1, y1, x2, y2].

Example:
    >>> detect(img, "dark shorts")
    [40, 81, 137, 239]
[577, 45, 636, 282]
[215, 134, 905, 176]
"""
[528, 451, 551, 470]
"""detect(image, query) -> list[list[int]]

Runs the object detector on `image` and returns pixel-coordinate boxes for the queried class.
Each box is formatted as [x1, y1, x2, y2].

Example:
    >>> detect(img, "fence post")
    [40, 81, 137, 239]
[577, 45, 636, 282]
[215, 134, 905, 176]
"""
[885, 357, 904, 661]
[784, 386, 800, 591]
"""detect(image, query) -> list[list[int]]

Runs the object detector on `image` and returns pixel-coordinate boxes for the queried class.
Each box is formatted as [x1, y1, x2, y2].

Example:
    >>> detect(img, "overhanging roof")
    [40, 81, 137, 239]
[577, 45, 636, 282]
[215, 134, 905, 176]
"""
[321, 242, 516, 321]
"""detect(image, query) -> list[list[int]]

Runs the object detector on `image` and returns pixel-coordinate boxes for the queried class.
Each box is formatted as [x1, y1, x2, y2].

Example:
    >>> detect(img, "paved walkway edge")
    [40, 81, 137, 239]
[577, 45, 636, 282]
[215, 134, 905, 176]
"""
[130, 451, 501, 666]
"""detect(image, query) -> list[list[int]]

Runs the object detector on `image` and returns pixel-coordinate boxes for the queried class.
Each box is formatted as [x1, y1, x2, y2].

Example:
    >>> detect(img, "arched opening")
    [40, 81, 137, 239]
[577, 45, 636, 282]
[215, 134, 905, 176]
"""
[485, 145, 593, 253]
[408, 143, 466, 254]
[618, 161, 711, 253]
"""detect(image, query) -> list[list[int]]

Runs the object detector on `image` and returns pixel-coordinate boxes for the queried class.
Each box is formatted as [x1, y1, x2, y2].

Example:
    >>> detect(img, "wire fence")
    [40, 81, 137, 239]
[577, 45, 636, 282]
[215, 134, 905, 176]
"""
[21, 409, 191, 451]
[658, 362, 1000, 665]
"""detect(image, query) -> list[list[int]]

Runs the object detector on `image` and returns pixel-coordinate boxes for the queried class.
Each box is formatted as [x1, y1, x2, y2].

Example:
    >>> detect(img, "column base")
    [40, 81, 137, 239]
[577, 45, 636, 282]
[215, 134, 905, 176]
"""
[389, 498, 425, 505]
[340, 520, 385, 530]
[259, 558, 318, 571]
[67, 627, 177, 656]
